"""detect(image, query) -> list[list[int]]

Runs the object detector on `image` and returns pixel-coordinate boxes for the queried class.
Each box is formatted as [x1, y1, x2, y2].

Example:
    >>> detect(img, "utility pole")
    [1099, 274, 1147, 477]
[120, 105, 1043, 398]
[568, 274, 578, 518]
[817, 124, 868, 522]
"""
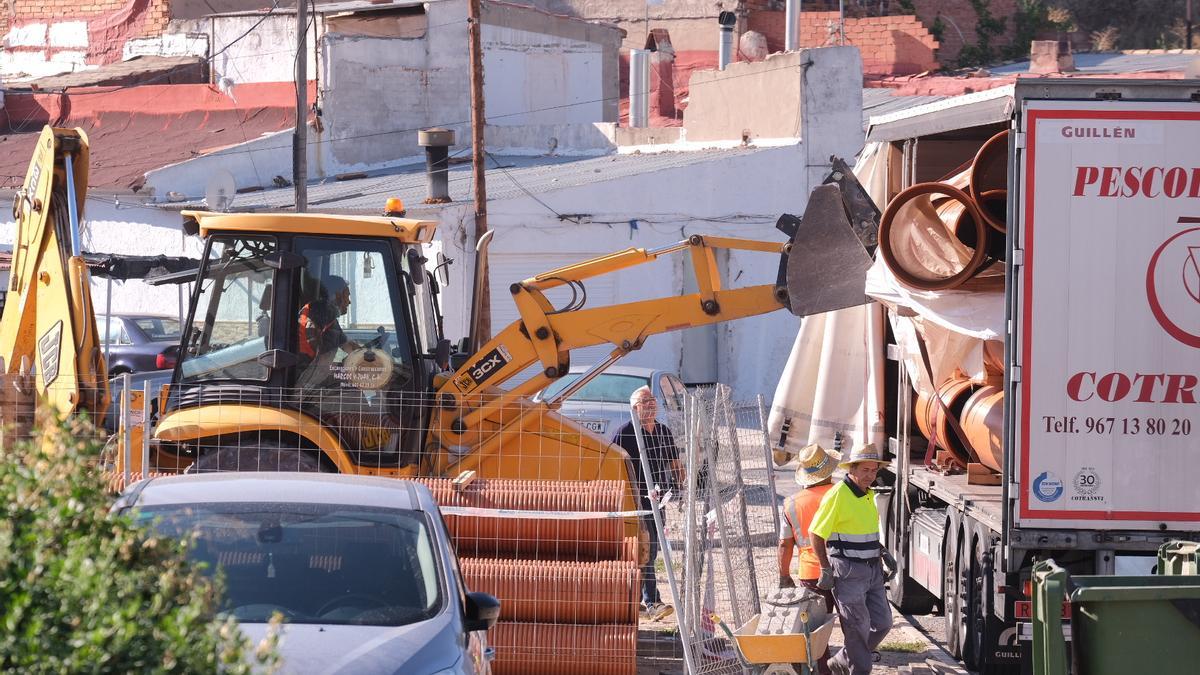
[467, 0, 490, 343]
[293, 0, 309, 212]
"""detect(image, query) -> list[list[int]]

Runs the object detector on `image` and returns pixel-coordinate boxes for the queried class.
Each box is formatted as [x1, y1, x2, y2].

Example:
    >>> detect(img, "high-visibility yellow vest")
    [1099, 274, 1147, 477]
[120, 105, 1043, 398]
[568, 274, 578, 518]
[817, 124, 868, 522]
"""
[809, 478, 881, 560]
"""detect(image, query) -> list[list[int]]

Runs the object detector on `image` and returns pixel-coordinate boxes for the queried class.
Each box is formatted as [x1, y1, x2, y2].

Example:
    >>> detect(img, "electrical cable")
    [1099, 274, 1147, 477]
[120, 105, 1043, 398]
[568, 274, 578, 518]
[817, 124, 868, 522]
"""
[3, 56, 816, 186]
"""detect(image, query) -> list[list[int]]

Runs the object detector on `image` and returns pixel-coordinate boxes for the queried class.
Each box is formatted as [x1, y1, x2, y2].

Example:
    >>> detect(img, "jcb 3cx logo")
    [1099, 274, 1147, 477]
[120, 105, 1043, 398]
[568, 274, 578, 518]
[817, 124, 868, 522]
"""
[1147, 221, 1200, 348]
[454, 345, 512, 392]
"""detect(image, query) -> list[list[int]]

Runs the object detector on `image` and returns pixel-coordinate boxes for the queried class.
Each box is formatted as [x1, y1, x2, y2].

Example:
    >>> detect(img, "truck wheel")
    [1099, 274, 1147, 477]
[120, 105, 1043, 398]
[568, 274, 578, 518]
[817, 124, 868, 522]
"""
[942, 525, 963, 658]
[961, 532, 983, 670]
[191, 445, 325, 473]
[885, 497, 937, 614]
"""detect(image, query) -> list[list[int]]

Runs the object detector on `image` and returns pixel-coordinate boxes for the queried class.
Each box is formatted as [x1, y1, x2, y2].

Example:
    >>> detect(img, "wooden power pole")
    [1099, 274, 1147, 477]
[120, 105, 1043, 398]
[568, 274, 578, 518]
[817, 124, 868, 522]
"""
[467, 0, 490, 344]
[293, 0, 308, 212]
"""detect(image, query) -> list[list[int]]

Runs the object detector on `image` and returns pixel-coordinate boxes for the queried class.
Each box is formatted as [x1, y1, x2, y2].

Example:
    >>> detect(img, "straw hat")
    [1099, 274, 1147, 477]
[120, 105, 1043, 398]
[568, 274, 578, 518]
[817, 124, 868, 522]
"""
[794, 443, 839, 487]
[838, 443, 887, 470]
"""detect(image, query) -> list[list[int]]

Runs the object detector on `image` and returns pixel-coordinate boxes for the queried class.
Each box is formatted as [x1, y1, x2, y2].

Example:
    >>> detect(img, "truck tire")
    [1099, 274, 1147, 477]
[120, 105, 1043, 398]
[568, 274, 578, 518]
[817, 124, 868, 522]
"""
[942, 522, 964, 659]
[191, 444, 325, 473]
[965, 522, 1018, 675]
[960, 529, 983, 670]
[885, 495, 937, 614]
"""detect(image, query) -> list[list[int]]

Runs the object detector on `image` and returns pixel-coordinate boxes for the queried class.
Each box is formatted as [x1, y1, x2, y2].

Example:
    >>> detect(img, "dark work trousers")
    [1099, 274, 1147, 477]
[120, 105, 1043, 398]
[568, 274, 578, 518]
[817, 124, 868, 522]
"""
[829, 557, 893, 675]
[641, 514, 662, 606]
[800, 578, 837, 675]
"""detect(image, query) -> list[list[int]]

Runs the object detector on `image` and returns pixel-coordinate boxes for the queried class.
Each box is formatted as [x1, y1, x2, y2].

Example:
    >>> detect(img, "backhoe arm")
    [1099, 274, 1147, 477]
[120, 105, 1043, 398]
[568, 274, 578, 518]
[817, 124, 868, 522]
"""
[426, 159, 880, 482]
[443, 234, 787, 404]
[0, 126, 108, 419]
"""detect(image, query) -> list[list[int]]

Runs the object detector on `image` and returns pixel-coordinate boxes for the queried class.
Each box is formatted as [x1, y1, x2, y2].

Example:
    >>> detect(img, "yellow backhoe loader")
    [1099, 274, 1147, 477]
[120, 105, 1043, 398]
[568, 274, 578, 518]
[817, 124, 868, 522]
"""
[3, 124, 880, 516]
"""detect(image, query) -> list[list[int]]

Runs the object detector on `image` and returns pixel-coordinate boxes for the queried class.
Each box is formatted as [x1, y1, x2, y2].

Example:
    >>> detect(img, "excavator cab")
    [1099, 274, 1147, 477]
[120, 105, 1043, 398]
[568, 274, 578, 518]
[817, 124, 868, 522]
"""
[156, 212, 444, 473]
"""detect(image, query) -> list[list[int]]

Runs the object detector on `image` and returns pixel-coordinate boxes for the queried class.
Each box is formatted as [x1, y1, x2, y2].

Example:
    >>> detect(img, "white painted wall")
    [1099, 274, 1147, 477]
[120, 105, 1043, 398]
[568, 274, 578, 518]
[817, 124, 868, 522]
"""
[0, 200, 201, 319]
[150, 0, 619, 193]
[209, 14, 320, 88]
[1, 20, 93, 79]
[482, 24, 607, 126]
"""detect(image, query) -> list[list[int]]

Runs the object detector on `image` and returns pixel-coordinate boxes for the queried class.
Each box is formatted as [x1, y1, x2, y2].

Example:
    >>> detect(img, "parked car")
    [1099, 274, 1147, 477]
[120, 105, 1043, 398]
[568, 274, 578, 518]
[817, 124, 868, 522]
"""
[97, 314, 182, 375]
[114, 472, 499, 675]
[533, 365, 686, 439]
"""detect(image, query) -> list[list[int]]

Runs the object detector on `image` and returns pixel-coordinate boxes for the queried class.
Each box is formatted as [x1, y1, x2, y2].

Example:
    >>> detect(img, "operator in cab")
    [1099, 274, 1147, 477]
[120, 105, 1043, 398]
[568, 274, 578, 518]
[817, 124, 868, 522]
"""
[298, 275, 361, 360]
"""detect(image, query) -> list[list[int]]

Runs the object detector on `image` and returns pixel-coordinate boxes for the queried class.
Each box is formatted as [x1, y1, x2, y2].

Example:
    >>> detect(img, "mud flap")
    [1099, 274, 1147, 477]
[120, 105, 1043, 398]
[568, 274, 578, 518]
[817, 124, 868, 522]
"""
[776, 157, 880, 317]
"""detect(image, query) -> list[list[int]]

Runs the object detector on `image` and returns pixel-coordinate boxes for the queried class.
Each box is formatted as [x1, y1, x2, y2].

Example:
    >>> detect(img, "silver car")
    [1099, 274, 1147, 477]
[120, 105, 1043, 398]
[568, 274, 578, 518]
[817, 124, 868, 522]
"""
[533, 365, 687, 439]
[115, 473, 498, 675]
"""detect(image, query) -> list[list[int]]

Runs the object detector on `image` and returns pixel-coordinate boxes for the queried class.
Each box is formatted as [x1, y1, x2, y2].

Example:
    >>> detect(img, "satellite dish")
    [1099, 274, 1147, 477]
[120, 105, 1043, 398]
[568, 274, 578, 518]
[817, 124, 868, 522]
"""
[204, 170, 236, 212]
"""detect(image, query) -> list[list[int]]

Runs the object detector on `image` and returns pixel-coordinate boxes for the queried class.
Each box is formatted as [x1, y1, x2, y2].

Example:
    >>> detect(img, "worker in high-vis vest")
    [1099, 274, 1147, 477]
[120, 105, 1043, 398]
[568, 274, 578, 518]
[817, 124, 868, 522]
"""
[777, 443, 840, 675]
[809, 443, 896, 675]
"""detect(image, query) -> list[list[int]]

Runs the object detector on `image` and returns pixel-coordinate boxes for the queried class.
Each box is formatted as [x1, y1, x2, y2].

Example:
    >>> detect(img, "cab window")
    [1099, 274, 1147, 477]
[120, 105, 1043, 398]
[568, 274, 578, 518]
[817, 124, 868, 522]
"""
[290, 237, 414, 392]
[178, 236, 276, 383]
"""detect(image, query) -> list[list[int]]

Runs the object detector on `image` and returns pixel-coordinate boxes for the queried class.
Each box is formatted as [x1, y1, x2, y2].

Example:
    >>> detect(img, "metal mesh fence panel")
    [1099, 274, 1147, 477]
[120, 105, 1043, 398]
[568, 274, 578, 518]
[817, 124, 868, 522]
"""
[5, 380, 650, 674]
[0, 373, 791, 675]
[662, 385, 780, 674]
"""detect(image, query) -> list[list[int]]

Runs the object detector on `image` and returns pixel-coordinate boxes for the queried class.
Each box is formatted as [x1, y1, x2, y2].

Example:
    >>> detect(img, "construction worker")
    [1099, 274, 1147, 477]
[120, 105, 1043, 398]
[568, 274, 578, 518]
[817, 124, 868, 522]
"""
[612, 385, 681, 621]
[297, 274, 359, 360]
[809, 443, 896, 675]
[777, 443, 840, 675]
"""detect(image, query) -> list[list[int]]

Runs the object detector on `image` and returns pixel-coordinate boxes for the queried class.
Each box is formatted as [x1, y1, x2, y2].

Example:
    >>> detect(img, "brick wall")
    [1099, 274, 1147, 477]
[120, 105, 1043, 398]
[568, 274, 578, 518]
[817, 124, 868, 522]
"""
[747, 11, 939, 75]
[742, 1, 1020, 66]
[2, 0, 171, 70]
[910, 0, 1018, 64]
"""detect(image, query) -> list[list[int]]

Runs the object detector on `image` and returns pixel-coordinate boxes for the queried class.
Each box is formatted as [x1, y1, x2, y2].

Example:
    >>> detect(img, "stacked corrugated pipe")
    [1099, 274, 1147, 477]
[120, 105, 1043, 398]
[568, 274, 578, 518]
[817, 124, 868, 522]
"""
[419, 478, 639, 675]
[879, 130, 1009, 290]
[882, 131, 1011, 476]
[915, 340, 1006, 472]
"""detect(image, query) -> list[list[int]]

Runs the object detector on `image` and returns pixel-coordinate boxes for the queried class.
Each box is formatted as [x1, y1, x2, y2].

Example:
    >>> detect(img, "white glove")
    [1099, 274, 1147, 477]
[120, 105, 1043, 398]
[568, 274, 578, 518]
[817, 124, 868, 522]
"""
[816, 567, 835, 590]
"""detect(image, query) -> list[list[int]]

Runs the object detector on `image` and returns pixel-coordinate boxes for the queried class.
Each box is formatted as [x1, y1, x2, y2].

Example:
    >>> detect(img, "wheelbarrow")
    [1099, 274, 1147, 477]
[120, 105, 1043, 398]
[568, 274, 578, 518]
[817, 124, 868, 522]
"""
[716, 587, 836, 675]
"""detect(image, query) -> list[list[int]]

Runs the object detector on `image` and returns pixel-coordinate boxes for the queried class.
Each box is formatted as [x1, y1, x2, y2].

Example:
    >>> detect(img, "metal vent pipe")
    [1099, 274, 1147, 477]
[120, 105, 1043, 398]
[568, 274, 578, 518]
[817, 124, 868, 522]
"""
[418, 128, 455, 202]
[628, 49, 649, 128]
[718, 11, 736, 70]
[785, 0, 800, 51]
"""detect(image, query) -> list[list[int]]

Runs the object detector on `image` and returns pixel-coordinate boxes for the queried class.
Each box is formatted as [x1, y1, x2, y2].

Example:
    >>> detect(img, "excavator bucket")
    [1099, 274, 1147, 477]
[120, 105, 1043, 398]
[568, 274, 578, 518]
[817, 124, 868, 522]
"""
[775, 157, 880, 317]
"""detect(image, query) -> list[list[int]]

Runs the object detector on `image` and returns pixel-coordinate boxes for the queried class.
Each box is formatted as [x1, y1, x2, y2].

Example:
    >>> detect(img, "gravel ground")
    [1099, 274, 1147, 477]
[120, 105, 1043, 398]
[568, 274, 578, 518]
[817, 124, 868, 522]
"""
[633, 458, 965, 675]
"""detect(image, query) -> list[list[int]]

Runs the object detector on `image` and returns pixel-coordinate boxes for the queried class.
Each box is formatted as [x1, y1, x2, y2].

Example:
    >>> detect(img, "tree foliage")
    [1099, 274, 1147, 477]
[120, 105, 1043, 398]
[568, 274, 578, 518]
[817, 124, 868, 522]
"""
[0, 416, 276, 673]
[1053, 0, 1189, 50]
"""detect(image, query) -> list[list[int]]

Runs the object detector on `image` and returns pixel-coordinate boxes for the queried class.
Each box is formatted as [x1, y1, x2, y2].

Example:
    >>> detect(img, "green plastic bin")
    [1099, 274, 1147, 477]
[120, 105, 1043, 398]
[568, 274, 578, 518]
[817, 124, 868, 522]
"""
[1032, 559, 1200, 675]
[1158, 540, 1200, 576]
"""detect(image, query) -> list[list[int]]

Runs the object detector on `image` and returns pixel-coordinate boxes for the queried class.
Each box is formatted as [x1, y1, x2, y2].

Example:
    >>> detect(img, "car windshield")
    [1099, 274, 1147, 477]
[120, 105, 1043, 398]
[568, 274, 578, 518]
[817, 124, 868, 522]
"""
[136, 502, 442, 626]
[540, 373, 649, 403]
[134, 317, 182, 341]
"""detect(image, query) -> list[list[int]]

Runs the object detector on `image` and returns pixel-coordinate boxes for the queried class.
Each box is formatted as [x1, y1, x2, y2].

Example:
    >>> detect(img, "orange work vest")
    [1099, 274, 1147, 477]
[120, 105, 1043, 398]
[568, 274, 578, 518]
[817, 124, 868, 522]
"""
[297, 303, 336, 358]
[783, 482, 834, 580]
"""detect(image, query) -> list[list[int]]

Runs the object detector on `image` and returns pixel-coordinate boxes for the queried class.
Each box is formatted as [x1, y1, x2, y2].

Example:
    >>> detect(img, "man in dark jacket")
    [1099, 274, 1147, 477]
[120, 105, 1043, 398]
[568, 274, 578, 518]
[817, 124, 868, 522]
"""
[612, 385, 681, 621]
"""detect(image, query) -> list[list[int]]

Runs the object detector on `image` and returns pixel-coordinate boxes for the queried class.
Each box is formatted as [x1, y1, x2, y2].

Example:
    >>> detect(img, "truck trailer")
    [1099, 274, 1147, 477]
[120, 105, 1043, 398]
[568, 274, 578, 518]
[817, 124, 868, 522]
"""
[825, 78, 1200, 673]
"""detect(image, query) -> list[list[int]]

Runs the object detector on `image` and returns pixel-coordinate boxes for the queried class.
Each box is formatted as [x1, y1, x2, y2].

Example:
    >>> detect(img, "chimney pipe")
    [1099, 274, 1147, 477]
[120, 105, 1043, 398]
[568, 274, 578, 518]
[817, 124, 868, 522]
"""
[785, 0, 800, 51]
[418, 128, 455, 203]
[629, 49, 650, 127]
[718, 12, 736, 70]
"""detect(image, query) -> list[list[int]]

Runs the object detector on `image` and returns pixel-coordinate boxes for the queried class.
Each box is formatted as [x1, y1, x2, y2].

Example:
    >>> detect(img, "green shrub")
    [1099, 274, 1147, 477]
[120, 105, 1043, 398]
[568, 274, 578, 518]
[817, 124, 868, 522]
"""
[0, 416, 277, 673]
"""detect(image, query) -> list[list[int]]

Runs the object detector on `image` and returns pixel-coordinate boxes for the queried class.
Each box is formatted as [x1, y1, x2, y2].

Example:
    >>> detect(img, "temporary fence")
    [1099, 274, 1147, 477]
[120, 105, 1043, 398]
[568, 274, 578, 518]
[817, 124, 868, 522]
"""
[1, 377, 648, 674]
[0, 371, 786, 675]
[658, 385, 780, 675]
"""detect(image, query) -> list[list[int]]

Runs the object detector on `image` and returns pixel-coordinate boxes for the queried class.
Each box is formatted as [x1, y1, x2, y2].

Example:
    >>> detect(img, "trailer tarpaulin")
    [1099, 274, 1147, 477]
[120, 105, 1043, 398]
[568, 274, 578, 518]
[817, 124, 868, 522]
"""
[768, 143, 887, 460]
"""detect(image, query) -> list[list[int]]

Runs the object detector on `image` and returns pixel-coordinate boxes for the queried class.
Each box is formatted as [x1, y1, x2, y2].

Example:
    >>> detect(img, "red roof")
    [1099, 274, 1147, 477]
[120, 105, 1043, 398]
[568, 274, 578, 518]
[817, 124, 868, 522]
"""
[0, 82, 303, 191]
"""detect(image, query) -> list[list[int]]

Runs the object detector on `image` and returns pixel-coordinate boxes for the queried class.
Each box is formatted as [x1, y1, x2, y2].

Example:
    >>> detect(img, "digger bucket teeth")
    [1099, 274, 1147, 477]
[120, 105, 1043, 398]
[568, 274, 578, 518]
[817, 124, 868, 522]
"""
[775, 156, 880, 317]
